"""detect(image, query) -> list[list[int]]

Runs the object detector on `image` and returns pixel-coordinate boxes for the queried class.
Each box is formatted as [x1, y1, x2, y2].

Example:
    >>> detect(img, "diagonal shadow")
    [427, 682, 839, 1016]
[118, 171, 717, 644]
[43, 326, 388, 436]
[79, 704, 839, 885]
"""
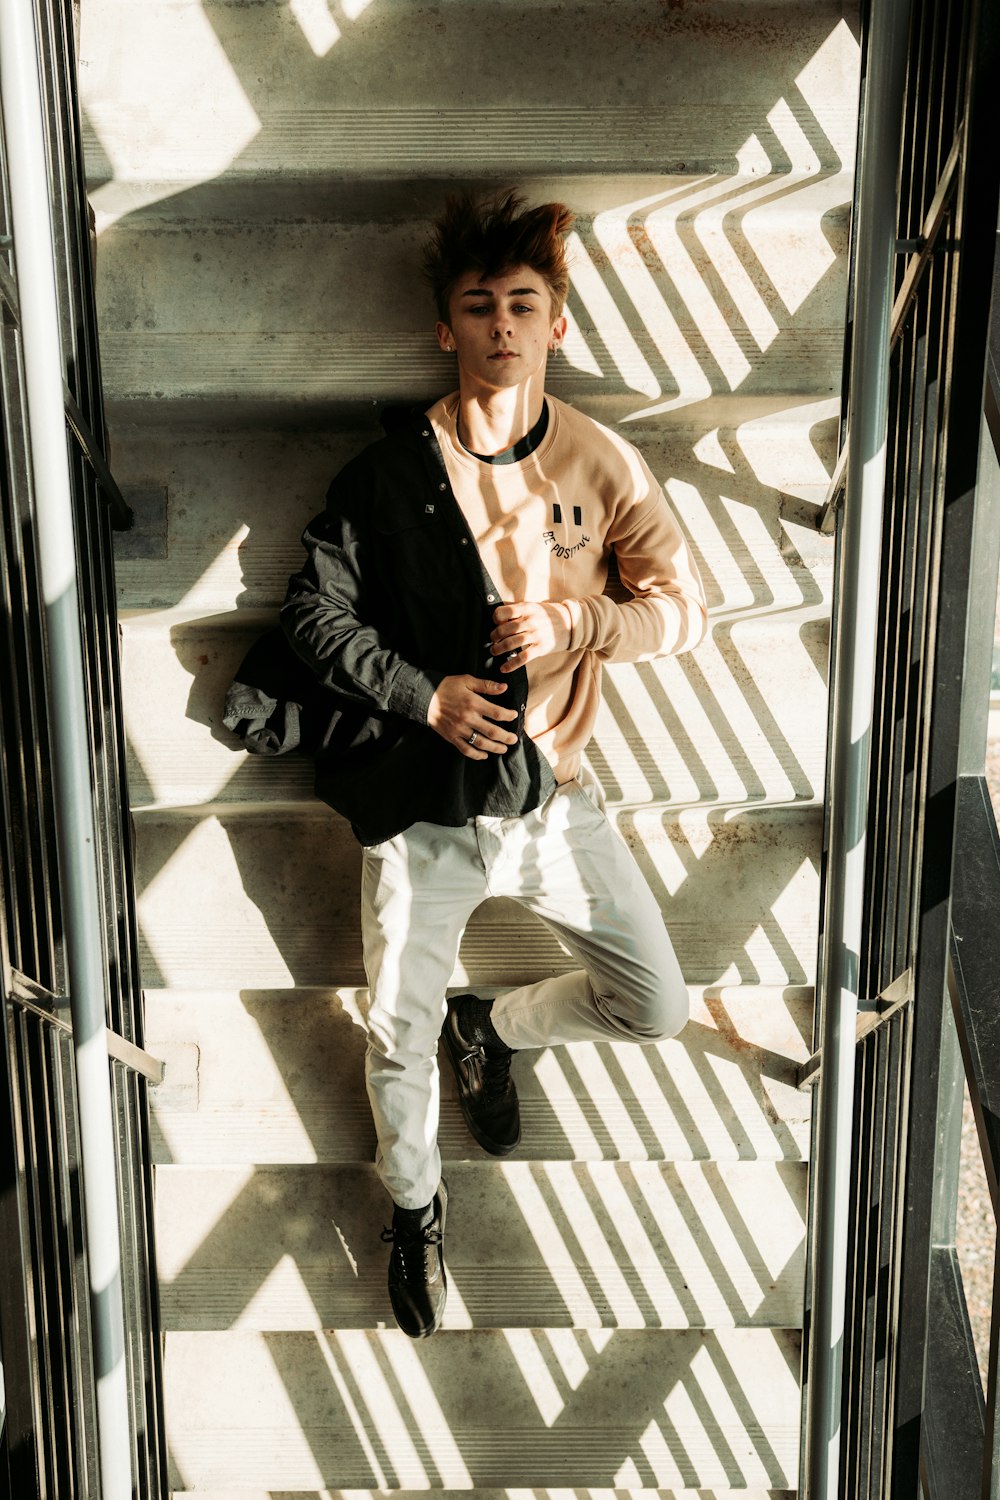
[86, 0, 862, 1489]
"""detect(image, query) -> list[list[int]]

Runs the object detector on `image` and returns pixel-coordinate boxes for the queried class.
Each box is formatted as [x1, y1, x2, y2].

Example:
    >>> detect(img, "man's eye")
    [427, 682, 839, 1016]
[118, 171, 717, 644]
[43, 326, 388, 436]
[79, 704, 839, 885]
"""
[513, 304, 533, 314]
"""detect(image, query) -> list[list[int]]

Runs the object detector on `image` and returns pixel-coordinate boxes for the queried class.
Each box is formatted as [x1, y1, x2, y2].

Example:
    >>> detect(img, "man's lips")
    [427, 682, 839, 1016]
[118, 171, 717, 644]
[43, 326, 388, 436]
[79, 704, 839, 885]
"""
[489, 351, 517, 360]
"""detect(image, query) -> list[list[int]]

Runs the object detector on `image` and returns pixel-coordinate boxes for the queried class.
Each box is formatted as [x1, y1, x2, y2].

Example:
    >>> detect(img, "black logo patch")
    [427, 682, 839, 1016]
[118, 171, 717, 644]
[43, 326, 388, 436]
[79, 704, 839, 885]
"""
[544, 502, 589, 558]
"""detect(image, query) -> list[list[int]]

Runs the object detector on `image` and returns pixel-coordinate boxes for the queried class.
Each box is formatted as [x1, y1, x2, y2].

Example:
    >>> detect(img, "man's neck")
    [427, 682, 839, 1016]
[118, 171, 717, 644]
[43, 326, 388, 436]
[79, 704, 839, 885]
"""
[455, 378, 547, 457]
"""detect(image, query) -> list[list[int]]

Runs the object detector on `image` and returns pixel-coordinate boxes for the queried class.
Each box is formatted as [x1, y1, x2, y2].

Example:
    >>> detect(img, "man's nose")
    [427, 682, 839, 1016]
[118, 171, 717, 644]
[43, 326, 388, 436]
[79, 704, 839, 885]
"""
[492, 311, 513, 337]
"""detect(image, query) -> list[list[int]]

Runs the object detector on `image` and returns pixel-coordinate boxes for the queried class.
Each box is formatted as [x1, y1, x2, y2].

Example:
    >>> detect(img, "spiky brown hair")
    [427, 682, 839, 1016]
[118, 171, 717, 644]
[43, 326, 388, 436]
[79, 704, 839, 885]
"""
[423, 188, 574, 324]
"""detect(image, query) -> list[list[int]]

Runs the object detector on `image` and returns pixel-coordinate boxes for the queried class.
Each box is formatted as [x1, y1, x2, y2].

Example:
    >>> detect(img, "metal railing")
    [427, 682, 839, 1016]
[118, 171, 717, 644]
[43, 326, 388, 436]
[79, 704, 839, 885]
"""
[801, 0, 1000, 1493]
[0, 1, 166, 1496]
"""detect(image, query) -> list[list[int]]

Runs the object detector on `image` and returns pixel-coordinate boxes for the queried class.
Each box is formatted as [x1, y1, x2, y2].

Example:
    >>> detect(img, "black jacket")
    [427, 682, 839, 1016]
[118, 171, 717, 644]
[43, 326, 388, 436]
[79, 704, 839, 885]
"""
[273, 411, 555, 845]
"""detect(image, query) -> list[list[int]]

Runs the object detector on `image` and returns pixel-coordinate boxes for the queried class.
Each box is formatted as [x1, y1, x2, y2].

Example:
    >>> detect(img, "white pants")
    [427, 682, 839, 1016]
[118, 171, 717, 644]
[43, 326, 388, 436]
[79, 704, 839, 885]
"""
[360, 774, 688, 1208]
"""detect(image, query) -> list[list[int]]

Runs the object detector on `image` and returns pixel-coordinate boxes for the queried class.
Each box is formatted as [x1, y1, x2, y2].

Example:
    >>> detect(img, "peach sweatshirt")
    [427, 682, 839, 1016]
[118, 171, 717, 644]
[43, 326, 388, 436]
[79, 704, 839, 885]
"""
[427, 393, 708, 783]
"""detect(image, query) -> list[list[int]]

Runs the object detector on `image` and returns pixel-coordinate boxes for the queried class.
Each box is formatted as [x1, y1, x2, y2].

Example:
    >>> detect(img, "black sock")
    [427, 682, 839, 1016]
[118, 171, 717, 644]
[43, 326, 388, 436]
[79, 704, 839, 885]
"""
[457, 994, 507, 1052]
[393, 1200, 433, 1232]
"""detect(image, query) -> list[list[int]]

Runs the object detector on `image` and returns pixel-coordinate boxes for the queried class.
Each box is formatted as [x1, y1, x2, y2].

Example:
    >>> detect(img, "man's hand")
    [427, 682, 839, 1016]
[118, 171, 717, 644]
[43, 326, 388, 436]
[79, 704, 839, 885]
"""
[427, 675, 519, 759]
[490, 601, 572, 673]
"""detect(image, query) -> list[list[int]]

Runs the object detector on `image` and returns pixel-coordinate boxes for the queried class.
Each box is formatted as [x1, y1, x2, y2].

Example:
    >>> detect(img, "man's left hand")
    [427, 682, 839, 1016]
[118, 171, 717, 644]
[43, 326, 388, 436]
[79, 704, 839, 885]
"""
[490, 601, 572, 673]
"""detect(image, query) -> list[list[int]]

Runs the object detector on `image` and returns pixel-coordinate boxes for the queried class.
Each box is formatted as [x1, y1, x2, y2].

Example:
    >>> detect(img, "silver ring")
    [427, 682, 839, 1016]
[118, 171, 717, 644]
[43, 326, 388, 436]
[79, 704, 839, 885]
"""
[468, 731, 479, 747]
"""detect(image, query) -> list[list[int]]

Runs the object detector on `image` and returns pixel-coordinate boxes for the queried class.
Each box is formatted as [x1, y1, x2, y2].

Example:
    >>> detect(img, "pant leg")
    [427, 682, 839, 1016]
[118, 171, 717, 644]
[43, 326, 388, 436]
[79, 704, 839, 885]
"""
[488, 777, 688, 1050]
[361, 820, 486, 1208]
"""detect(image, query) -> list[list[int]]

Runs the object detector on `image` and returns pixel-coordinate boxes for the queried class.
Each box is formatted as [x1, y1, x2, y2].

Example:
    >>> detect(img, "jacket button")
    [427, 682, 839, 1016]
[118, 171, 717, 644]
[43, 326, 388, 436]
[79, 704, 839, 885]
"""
[421, 429, 430, 437]
[486, 593, 496, 602]
[460, 538, 468, 546]
[438, 482, 446, 491]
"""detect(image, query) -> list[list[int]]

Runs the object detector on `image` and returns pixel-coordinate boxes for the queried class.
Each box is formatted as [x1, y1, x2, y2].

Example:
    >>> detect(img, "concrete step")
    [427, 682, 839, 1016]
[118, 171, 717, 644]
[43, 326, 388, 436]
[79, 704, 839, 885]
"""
[144, 986, 812, 1167]
[81, 0, 858, 213]
[132, 805, 821, 991]
[95, 181, 850, 415]
[93, 174, 852, 303]
[121, 611, 828, 813]
[163, 1327, 801, 1490]
[169, 1492, 795, 1500]
[101, 325, 844, 418]
[156, 1160, 806, 1331]
[170, 1492, 794, 1500]
[109, 400, 836, 615]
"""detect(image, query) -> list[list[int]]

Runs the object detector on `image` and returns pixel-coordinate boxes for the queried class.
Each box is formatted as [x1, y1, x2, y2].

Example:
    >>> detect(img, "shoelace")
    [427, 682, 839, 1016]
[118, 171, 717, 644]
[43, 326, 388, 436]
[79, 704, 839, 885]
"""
[380, 1221, 444, 1279]
[480, 1044, 513, 1104]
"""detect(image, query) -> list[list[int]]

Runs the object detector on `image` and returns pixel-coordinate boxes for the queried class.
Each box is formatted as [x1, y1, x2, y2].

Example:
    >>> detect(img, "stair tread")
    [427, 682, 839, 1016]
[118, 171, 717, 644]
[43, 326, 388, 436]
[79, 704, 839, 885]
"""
[92, 169, 854, 225]
[145, 986, 812, 1166]
[108, 400, 836, 614]
[101, 329, 845, 411]
[155, 1160, 805, 1331]
[170, 1491, 794, 1500]
[133, 805, 821, 991]
[122, 614, 828, 812]
[95, 189, 849, 309]
[109, 389, 842, 435]
[82, 0, 857, 207]
[163, 1327, 801, 1490]
[95, 165, 851, 410]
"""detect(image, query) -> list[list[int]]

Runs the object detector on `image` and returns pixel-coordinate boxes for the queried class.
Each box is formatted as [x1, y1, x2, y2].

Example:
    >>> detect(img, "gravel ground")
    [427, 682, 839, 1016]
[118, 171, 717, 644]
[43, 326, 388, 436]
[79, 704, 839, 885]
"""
[954, 597, 999, 1384]
[958, 1086, 995, 1387]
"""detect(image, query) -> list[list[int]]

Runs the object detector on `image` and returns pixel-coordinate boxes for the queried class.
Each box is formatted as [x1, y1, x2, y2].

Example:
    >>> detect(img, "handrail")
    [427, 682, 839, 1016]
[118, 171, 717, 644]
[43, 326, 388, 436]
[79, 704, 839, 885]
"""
[0, 3, 133, 1494]
[0, 232, 132, 534]
[9, 971, 165, 1087]
[802, 0, 914, 1493]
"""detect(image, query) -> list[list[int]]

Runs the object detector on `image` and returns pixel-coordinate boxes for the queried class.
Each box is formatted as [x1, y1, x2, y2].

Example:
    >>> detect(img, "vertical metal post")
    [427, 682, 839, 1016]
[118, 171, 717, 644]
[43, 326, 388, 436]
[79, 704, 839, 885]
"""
[803, 0, 914, 1494]
[0, 4, 132, 1497]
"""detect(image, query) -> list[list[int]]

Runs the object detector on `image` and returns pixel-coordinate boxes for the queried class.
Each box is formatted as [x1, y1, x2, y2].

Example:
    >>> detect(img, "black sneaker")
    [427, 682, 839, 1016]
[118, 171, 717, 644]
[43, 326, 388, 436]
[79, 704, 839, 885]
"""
[441, 996, 521, 1156]
[380, 1183, 448, 1338]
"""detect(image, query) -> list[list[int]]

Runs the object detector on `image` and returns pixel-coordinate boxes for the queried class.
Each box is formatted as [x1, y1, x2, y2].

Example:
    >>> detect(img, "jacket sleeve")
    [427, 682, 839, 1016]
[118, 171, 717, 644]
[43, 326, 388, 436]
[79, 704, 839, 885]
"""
[557, 460, 708, 664]
[280, 477, 444, 724]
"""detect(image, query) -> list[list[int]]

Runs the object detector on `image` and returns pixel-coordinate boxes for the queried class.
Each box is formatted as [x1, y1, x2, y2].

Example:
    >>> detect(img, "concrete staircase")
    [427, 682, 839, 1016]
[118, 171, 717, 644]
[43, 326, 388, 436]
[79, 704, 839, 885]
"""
[80, 1, 859, 1493]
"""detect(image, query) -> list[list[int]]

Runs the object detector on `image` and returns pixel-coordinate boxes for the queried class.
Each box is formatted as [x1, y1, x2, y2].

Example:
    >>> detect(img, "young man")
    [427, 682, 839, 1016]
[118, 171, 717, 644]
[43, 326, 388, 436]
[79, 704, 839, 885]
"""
[281, 190, 707, 1338]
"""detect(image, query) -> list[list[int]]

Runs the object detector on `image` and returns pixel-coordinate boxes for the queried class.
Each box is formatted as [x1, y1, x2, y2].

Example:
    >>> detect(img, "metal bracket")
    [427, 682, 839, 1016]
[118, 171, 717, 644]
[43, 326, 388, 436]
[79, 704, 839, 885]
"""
[104, 1027, 164, 1086]
[8, 969, 165, 1085]
[817, 438, 849, 536]
[797, 967, 913, 1089]
[62, 387, 134, 531]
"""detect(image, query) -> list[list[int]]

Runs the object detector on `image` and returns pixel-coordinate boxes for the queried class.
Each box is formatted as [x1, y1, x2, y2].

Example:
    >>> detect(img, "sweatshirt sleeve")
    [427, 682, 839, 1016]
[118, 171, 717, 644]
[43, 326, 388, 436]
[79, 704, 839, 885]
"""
[280, 479, 443, 724]
[559, 463, 708, 663]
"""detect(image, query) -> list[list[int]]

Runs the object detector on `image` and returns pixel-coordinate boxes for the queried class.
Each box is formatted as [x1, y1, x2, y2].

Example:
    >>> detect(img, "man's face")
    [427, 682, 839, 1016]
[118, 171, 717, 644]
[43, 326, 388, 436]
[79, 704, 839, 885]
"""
[436, 265, 567, 395]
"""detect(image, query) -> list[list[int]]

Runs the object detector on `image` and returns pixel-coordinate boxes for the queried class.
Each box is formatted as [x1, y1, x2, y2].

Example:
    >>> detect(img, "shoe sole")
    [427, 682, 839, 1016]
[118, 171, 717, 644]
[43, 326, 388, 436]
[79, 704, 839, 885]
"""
[441, 1012, 521, 1157]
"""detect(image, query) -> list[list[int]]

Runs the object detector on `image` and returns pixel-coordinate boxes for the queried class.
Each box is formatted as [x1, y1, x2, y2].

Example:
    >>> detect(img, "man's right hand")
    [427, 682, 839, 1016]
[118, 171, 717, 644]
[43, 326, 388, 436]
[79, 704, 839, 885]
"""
[427, 675, 519, 759]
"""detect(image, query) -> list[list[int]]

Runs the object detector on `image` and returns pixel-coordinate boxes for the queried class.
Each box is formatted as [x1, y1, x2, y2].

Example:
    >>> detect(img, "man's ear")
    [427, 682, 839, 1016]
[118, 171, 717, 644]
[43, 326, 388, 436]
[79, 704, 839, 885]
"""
[436, 321, 455, 353]
[549, 313, 568, 352]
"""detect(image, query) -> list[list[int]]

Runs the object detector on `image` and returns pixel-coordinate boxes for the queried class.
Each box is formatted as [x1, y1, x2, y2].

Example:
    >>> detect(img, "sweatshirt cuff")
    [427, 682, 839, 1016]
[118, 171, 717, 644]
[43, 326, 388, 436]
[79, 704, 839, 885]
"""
[560, 597, 594, 652]
[387, 663, 445, 724]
